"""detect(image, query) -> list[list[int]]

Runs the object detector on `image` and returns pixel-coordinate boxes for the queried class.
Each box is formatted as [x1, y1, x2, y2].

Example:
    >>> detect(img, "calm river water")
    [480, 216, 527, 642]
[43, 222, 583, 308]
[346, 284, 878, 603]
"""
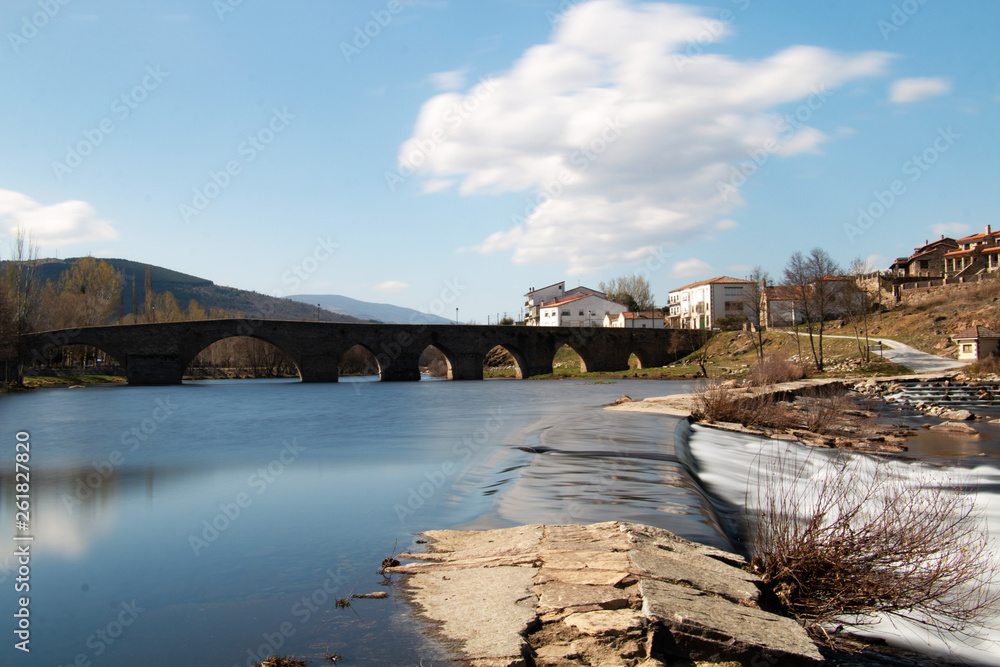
[0, 377, 725, 666]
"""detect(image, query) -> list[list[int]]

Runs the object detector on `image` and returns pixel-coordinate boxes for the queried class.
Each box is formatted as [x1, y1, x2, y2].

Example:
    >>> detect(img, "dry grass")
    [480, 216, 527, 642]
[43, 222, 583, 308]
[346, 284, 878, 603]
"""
[750, 354, 806, 387]
[748, 451, 1000, 647]
[692, 384, 795, 430]
[967, 355, 1000, 378]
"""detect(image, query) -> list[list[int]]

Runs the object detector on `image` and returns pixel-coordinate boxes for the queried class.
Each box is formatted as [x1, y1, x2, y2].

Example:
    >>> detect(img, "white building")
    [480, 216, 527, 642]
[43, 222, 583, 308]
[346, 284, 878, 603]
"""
[536, 292, 628, 327]
[667, 276, 752, 329]
[524, 281, 610, 326]
[603, 312, 664, 328]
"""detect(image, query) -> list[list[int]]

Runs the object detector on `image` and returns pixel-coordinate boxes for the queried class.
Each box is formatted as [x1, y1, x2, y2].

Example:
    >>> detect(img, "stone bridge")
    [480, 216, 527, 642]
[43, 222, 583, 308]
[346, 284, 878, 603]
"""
[20, 320, 711, 385]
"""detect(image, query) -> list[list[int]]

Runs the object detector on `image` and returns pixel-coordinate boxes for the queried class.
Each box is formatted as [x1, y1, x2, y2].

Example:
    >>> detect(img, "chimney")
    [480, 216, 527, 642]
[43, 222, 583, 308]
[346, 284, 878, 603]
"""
[988, 224, 993, 235]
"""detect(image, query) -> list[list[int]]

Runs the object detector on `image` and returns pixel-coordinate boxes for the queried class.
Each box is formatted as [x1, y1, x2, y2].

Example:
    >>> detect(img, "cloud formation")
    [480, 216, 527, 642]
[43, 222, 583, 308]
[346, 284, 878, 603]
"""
[889, 77, 951, 103]
[671, 258, 712, 279]
[399, 0, 891, 274]
[0, 189, 118, 249]
[372, 280, 411, 292]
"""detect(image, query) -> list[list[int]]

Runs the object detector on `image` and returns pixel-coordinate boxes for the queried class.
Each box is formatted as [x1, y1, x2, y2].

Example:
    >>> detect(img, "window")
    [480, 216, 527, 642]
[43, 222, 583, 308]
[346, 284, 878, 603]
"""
[919, 260, 929, 269]
[579, 310, 584, 316]
[724, 301, 741, 312]
[962, 344, 973, 353]
[724, 286, 743, 295]
[562, 311, 570, 316]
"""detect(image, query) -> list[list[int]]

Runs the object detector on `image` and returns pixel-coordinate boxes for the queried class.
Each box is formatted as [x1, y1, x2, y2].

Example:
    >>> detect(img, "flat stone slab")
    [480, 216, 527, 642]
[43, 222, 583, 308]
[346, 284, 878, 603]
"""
[929, 421, 979, 434]
[641, 579, 822, 665]
[392, 522, 823, 666]
[563, 609, 647, 637]
[406, 566, 537, 665]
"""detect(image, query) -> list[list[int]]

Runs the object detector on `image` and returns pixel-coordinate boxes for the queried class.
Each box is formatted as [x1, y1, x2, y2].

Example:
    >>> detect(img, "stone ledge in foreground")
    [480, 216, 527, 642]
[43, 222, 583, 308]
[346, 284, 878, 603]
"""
[389, 521, 822, 667]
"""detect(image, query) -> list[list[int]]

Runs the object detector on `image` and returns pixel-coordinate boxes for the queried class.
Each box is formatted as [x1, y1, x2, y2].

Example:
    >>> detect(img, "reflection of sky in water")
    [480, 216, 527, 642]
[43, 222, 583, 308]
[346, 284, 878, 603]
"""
[1, 377, 717, 666]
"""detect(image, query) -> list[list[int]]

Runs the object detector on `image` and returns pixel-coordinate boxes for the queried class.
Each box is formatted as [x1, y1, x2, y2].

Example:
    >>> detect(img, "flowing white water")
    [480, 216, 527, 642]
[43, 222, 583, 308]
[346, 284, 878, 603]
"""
[685, 424, 1000, 664]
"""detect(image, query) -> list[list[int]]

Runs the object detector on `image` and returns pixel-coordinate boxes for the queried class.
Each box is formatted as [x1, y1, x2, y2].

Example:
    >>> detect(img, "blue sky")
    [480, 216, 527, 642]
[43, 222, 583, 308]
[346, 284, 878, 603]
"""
[1, 0, 997, 322]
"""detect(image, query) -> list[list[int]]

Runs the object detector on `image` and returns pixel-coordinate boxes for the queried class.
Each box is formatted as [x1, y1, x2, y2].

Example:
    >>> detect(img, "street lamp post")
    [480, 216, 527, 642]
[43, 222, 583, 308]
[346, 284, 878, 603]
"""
[455, 308, 459, 325]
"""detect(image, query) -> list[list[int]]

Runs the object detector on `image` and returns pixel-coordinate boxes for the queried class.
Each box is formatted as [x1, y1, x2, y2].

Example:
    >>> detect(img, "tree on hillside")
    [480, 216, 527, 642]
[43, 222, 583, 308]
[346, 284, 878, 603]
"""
[599, 274, 654, 312]
[40, 256, 124, 329]
[783, 248, 842, 372]
[740, 266, 769, 362]
[2, 228, 41, 385]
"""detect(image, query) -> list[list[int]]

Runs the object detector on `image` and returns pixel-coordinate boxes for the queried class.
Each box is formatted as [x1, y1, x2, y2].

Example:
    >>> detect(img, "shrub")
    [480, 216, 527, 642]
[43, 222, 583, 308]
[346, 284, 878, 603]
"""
[967, 355, 1000, 378]
[692, 384, 794, 430]
[748, 451, 1000, 646]
[750, 354, 805, 386]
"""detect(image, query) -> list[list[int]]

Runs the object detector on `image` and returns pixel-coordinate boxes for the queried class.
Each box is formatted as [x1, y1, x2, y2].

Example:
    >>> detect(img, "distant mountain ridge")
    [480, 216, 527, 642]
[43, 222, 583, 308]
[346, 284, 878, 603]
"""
[30, 258, 366, 323]
[289, 294, 454, 325]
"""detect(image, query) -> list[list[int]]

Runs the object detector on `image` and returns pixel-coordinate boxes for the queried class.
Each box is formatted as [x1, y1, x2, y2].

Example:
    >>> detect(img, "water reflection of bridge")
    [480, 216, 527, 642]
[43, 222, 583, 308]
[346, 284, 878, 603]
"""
[21, 320, 711, 386]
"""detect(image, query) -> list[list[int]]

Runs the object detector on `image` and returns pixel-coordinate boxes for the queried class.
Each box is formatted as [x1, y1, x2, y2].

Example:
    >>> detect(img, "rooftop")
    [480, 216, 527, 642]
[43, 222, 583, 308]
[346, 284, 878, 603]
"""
[953, 325, 1000, 340]
[670, 276, 752, 293]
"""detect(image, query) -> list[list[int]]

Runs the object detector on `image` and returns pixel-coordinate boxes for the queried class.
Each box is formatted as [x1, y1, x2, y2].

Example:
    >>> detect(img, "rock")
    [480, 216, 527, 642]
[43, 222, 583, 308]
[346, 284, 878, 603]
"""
[613, 394, 634, 405]
[563, 609, 646, 637]
[929, 422, 979, 434]
[397, 522, 822, 667]
[940, 409, 974, 421]
[640, 579, 823, 665]
[351, 591, 389, 599]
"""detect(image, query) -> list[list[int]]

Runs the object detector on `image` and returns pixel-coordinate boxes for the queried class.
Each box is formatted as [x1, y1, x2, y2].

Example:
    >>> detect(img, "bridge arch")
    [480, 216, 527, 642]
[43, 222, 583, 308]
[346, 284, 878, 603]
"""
[339, 344, 382, 379]
[22, 331, 128, 376]
[182, 334, 302, 380]
[483, 343, 527, 379]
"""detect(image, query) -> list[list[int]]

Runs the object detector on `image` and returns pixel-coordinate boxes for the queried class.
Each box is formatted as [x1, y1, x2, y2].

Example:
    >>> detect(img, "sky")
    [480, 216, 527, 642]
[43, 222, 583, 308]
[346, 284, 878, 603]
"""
[1, 0, 998, 323]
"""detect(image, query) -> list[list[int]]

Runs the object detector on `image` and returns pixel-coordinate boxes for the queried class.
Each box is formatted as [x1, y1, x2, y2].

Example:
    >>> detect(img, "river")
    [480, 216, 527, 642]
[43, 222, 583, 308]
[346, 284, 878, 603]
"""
[2, 378, 998, 666]
[0, 377, 722, 666]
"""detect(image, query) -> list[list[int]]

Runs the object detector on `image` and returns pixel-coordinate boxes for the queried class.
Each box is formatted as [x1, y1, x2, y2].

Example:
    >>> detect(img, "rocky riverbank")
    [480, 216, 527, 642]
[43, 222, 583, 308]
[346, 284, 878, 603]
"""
[389, 521, 823, 666]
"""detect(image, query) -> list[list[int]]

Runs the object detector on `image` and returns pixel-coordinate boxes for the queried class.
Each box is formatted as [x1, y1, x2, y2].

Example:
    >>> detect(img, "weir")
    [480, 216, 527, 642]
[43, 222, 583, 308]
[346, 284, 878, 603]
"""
[19, 320, 711, 386]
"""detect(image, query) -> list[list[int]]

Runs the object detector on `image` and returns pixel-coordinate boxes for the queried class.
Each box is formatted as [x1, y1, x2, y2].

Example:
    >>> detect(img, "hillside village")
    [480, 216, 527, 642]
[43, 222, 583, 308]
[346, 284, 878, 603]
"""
[522, 224, 1000, 363]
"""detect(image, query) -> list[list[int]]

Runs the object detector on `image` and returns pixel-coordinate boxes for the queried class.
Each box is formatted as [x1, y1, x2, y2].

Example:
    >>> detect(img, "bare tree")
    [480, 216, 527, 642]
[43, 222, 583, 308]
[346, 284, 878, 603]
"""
[2, 228, 41, 385]
[783, 248, 842, 372]
[844, 258, 876, 363]
[740, 266, 769, 362]
[599, 274, 654, 312]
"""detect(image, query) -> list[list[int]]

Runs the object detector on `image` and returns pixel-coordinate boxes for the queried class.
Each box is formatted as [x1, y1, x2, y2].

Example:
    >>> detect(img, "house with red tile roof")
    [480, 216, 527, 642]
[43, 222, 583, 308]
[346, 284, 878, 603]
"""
[953, 325, 1000, 361]
[889, 236, 957, 280]
[523, 281, 607, 326]
[666, 276, 752, 329]
[603, 311, 664, 328]
[943, 225, 1000, 279]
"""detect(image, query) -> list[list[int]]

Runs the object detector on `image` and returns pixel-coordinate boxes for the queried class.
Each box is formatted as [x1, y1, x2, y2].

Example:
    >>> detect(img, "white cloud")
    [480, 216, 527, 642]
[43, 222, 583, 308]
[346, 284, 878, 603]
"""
[889, 77, 952, 104]
[930, 222, 970, 238]
[671, 258, 711, 279]
[400, 0, 891, 274]
[716, 219, 738, 231]
[0, 189, 118, 249]
[429, 68, 467, 91]
[372, 280, 410, 293]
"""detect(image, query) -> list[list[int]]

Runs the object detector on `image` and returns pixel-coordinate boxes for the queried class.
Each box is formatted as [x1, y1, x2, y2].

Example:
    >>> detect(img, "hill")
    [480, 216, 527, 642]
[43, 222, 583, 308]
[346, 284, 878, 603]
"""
[30, 258, 367, 323]
[289, 293, 453, 325]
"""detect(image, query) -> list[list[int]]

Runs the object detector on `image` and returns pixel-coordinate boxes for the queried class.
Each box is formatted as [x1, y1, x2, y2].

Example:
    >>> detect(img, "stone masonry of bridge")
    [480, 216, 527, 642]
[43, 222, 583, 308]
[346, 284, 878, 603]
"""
[20, 320, 712, 386]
